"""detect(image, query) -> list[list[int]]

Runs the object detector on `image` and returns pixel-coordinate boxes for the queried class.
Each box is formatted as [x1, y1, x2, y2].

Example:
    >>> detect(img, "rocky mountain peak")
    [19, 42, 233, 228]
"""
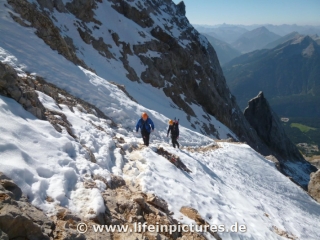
[244, 91, 317, 188]
[254, 26, 268, 32]
[278, 35, 320, 57]
[247, 26, 276, 37]
[176, 1, 186, 16]
[291, 35, 314, 45]
[232, 26, 280, 53]
[244, 91, 302, 161]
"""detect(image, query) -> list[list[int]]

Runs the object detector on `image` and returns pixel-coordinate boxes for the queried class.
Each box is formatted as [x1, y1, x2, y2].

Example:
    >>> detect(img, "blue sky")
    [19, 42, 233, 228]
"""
[172, 0, 320, 26]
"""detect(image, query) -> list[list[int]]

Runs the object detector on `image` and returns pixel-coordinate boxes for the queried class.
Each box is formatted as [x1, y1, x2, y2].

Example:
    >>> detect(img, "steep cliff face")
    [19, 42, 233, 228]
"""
[244, 92, 317, 188]
[244, 92, 301, 161]
[4, 0, 269, 153]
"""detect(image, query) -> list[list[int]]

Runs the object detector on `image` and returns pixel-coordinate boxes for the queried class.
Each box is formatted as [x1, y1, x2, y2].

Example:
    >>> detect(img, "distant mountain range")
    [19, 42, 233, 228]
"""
[198, 25, 248, 43]
[202, 33, 241, 65]
[194, 23, 320, 36]
[231, 26, 280, 53]
[264, 32, 302, 49]
[223, 35, 320, 117]
[196, 24, 320, 55]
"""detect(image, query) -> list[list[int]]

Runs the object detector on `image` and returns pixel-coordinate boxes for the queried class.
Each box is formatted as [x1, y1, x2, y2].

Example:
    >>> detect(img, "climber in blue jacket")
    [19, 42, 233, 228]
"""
[136, 112, 155, 146]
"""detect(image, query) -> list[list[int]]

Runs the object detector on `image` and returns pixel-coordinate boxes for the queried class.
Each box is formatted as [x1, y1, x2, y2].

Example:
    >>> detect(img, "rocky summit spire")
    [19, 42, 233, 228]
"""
[244, 91, 303, 161]
[244, 91, 317, 188]
[176, 1, 186, 16]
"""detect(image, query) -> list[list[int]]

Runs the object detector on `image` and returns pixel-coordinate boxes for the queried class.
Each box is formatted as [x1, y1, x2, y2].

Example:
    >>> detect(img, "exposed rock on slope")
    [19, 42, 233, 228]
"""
[6, 0, 270, 155]
[7, 0, 89, 69]
[264, 31, 301, 49]
[0, 62, 114, 137]
[0, 170, 218, 240]
[0, 62, 46, 119]
[180, 206, 222, 240]
[0, 172, 54, 240]
[244, 92, 317, 188]
[308, 170, 320, 203]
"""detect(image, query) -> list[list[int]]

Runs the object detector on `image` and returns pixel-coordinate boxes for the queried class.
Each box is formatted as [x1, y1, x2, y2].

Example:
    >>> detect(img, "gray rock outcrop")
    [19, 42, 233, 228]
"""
[0, 62, 47, 120]
[7, 0, 89, 69]
[0, 172, 54, 240]
[244, 91, 303, 161]
[176, 1, 186, 16]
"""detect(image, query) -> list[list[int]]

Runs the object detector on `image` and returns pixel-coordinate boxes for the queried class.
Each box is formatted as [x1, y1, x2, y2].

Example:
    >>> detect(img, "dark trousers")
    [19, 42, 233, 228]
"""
[142, 132, 150, 146]
[171, 136, 179, 148]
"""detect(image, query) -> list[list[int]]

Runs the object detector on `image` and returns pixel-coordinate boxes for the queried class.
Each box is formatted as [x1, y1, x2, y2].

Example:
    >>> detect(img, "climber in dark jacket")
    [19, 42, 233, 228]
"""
[167, 119, 180, 148]
[136, 112, 155, 146]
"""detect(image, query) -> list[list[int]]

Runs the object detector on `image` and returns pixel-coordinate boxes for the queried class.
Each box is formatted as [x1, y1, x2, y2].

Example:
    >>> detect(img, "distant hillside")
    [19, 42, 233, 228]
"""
[264, 32, 302, 49]
[199, 25, 248, 44]
[202, 33, 241, 65]
[223, 35, 320, 114]
[264, 24, 320, 36]
[223, 35, 320, 153]
[312, 35, 320, 45]
[231, 26, 281, 53]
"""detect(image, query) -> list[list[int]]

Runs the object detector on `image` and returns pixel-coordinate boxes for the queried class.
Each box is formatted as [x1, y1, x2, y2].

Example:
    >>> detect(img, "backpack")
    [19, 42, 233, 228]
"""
[171, 119, 179, 135]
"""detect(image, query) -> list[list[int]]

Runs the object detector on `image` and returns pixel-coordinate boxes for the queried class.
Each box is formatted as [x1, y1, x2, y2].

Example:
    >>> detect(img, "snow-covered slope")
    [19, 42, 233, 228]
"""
[1, 70, 320, 239]
[1, 27, 320, 240]
[0, 0, 237, 140]
[129, 144, 320, 240]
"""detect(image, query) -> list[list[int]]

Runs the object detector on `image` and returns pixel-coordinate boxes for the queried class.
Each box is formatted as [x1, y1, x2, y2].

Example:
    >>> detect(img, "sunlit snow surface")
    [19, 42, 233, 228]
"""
[1, 1, 320, 240]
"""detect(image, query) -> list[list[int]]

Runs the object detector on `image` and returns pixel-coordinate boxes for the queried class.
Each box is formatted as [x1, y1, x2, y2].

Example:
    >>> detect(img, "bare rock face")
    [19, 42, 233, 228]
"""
[244, 92, 304, 161]
[176, 1, 186, 16]
[7, 0, 88, 69]
[0, 62, 47, 120]
[65, 0, 100, 23]
[0, 174, 22, 201]
[308, 170, 320, 203]
[0, 172, 54, 240]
